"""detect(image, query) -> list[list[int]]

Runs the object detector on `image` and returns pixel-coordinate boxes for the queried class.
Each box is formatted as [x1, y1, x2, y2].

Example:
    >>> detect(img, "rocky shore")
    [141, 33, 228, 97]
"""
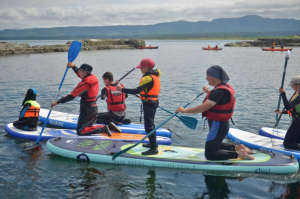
[0, 39, 145, 56]
[225, 37, 300, 47]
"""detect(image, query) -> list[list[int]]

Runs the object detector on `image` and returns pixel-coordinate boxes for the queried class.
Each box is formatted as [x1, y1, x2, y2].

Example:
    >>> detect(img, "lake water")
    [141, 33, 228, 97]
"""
[0, 40, 300, 198]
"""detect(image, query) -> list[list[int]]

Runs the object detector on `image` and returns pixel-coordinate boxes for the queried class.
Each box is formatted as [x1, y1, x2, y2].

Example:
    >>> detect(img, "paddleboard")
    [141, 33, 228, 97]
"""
[4, 123, 172, 145]
[259, 127, 286, 140]
[227, 128, 300, 160]
[39, 108, 172, 137]
[46, 137, 299, 174]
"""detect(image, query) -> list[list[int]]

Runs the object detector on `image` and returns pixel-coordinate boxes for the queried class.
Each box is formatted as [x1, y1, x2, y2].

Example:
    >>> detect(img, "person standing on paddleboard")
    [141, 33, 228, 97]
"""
[51, 62, 121, 136]
[96, 71, 129, 125]
[176, 65, 254, 160]
[277, 76, 300, 150]
[13, 88, 40, 131]
[115, 58, 161, 155]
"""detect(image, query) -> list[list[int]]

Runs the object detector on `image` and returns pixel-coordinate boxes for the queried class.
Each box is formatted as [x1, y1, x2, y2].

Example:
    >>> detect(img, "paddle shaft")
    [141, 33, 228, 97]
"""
[96, 68, 135, 100]
[112, 92, 204, 160]
[275, 51, 290, 126]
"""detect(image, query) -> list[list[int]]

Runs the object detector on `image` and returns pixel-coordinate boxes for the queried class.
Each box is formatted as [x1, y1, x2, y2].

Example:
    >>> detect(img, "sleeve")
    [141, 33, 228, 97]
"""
[281, 92, 293, 110]
[100, 87, 107, 100]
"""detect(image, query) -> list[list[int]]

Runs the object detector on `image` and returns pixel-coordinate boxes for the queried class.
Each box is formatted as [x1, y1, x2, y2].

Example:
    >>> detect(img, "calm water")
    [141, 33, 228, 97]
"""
[0, 40, 300, 198]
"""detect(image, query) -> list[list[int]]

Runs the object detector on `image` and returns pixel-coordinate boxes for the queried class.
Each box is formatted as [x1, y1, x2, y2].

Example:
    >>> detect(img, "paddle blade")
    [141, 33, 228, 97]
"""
[179, 116, 198, 129]
[68, 41, 82, 62]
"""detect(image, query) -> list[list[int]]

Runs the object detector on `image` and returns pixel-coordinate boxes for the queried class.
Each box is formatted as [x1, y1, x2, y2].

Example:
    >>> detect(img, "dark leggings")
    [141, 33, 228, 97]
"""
[205, 120, 238, 160]
[77, 101, 98, 135]
[283, 120, 300, 150]
[143, 101, 158, 149]
[96, 111, 125, 124]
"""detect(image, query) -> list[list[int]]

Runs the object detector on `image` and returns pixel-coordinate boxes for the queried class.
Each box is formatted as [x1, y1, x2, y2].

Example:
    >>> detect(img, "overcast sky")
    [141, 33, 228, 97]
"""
[0, 0, 299, 30]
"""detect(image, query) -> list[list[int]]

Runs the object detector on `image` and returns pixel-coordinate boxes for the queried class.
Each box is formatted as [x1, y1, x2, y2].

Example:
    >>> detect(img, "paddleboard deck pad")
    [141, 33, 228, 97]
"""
[259, 127, 286, 140]
[4, 123, 172, 145]
[46, 137, 298, 174]
[39, 108, 172, 137]
[227, 128, 300, 160]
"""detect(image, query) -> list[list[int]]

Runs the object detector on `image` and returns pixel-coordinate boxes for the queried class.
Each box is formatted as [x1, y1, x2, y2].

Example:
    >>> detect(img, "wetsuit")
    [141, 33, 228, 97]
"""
[97, 83, 128, 124]
[203, 83, 237, 160]
[281, 92, 300, 150]
[121, 69, 160, 150]
[56, 66, 101, 135]
[13, 88, 40, 131]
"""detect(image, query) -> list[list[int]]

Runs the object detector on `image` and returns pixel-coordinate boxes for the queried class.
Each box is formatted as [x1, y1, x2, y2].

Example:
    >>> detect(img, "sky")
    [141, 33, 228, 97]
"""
[0, 0, 300, 30]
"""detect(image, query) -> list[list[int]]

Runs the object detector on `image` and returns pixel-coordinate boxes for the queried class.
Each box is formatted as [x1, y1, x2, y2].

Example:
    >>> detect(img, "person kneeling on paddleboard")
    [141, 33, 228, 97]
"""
[176, 65, 254, 160]
[13, 88, 40, 131]
[51, 62, 121, 136]
[116, 58, 161, 155]
[96, 71, 130, 125]
[277, 76, 300, 151]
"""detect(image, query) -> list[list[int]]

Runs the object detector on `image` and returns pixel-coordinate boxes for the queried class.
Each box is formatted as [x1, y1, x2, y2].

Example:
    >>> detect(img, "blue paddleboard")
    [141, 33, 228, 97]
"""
[46, 137, 298, 174]
[259, 127, 286, 140]
[4, 123, 172, 145]
[39, 108, 172, 137]
[227, 128, 300, 160]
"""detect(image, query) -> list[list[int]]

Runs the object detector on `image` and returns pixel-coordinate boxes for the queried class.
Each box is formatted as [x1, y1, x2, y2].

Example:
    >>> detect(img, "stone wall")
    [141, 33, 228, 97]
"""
[0, 39, 145, 56]
[225, 37, 300, 47]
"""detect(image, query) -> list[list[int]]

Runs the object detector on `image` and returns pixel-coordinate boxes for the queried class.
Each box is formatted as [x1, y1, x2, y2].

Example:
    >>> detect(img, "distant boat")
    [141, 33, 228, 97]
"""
[136, 46, 158, 49]
[262, 47, 293, 51]
[202, 47, 222, 50]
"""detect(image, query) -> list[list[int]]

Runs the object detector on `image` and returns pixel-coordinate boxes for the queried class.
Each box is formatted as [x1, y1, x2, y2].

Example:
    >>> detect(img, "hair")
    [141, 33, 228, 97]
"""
[102, 72, 114, 81]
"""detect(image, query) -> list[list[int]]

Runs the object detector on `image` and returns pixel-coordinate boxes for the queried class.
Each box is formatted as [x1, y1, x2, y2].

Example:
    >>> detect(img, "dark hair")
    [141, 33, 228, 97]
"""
[102, 72, 113, 81]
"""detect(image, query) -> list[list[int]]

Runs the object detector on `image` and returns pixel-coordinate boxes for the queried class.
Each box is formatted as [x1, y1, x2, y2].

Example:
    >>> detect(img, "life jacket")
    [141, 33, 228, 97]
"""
[23, 100, 40, 118]
[202, 83, 235, 121]
[106, 84, 126, 111]
[287, 93, 300, 118]
[78, 74, 99, 102]
[139, 74, 160, 101]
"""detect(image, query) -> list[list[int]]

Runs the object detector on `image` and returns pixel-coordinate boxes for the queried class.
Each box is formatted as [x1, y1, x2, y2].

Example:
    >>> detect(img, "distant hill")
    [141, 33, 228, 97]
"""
[0, 15, 299, 40]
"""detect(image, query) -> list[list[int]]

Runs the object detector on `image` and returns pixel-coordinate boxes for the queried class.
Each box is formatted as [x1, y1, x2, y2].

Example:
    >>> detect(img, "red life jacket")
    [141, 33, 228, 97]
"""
[72, 74, 99, 102]
[139, 74, 160, 101]
[106, 84, 126, 111]
[202, 83, 235, 121]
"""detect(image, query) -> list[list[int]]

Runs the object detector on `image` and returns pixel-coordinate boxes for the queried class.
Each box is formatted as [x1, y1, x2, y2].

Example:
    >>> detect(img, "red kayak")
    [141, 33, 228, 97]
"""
[136, 46, 158, 49]
[262, 48, 293, 51]
[202, 47, 222, 50]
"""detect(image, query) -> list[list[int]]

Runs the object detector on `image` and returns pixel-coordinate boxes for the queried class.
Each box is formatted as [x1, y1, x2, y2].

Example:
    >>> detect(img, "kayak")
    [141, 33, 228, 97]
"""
[259, 127, 286, 140]
[39, 108, 172, 138]
[262, 48, 293, 51]
[136, 46, 158, 49]
[202, 47, 222, 50]
[46, 137, 298, 174]
[4, 123, 172, 145]
[227, 128, 300, 160]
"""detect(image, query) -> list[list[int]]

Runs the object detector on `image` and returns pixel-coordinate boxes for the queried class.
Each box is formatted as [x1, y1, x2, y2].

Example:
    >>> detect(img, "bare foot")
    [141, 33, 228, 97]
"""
[235, 144, 253, 154]
[237, 149, 255, 160]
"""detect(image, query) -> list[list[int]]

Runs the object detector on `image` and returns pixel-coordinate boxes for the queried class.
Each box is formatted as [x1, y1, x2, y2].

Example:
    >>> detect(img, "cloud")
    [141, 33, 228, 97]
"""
[0, 0, 299, 30]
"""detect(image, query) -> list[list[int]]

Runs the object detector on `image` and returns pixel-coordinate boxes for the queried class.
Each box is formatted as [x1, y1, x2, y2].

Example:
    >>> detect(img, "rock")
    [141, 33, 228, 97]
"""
[225, 37, 300, 47]
[0, 39, 146, 56]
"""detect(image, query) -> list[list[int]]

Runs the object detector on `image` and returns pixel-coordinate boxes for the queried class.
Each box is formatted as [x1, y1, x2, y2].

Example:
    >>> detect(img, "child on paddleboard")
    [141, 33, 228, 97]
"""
[13, 88, 40, 131]
[116, 58, 161, 155]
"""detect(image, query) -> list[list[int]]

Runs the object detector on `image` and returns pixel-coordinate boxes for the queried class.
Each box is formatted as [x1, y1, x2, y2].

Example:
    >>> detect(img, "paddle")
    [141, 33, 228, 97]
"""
[132, 94, 198, 129]
[275, 50, 290, 128]
[24, 41, 82, 151]
[112, 92, 204, 160]
[274, 91, 296, 128]
[96, 68, 135, 100]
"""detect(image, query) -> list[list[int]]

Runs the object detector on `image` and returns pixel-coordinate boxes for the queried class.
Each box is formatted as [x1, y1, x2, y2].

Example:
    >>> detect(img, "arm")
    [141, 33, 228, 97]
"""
[176, 99, 216, 114]
[100, 87, 107, 100]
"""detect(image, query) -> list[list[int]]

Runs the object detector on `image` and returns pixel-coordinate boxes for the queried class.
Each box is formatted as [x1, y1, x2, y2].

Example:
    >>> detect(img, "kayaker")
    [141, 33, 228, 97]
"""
[176, 65, 254, 160]
[208, 45, 211, 49]
[13, 88, 40, 131]
[277, 76, 300, 150]
[51, 62, 120, 136]
[115, 58, 161, 155]
[97, 71, 129, 125]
